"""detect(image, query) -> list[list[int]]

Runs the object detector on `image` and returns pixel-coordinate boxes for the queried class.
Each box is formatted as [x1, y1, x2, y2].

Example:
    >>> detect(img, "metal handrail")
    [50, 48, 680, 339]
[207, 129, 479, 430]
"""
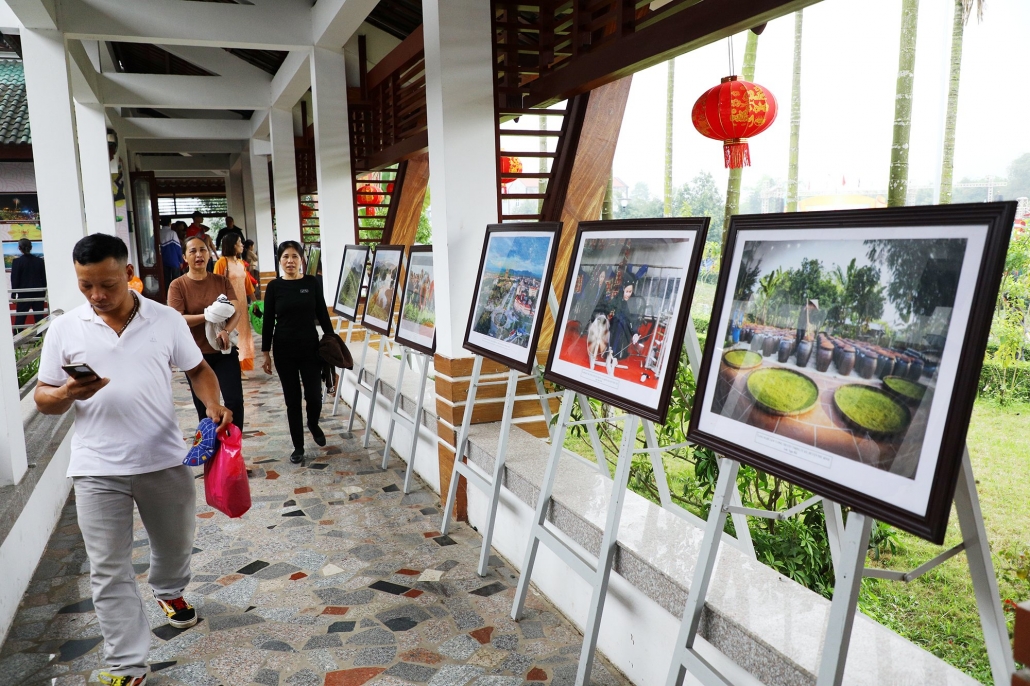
[10, 288, 51, 330]
[15, 310, 63, 399]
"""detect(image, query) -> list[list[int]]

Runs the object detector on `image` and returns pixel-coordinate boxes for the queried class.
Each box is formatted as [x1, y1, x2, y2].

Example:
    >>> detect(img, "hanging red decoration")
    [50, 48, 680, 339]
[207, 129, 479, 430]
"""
[691, 76, 778, 169]
[500, 156, 522, 185]
[356, 183, 383, 215]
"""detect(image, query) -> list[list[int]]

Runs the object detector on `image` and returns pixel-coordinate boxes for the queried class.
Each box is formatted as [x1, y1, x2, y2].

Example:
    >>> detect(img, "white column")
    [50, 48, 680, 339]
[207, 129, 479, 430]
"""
[241, 144, 258, 243]
[0, 271, 28, 487]
[74, 101, 117, 236]
[310, 46, 356, 305]
[269, 107, 302, 245]
[21, 28, 89, 314]
[248, 143, 276, 274]
[227, 154, 247, 231]
[424, 0, 498, 358]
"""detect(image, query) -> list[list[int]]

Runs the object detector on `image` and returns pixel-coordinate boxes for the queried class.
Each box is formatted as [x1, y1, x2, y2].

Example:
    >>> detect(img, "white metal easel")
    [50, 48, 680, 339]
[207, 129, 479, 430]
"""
[665, 447, 1014, 686]
[379, 344, 433, 493]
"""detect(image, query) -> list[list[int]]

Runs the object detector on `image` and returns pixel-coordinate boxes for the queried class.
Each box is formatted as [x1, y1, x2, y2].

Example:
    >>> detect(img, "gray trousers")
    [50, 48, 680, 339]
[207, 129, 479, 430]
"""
[73, 465, 196, 676]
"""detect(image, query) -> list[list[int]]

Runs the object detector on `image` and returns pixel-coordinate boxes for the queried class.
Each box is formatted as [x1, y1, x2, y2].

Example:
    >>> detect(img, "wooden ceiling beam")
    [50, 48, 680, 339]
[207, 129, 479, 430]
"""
[523, 0, 820, 108]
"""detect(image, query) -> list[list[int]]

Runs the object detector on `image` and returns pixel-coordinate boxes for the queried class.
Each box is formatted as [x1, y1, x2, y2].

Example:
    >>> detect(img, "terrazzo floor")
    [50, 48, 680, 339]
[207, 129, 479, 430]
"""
[0, 357, 631, 686]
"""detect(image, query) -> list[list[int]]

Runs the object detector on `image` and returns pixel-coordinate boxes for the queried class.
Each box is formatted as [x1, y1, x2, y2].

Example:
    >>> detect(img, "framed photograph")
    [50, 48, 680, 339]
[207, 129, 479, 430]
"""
[395, 246, 436, 356]
[362, 244, 405, 336]
[463, 222, 560, 374]
[334, 244, 370, 320]
[3, 240, 43, 270]
[689, 203, 1015, 543]
[544, 218, 709, 423]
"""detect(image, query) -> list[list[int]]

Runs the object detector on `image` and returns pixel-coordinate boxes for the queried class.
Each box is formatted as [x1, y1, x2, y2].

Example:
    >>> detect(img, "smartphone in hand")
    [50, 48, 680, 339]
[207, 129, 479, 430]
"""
[62, 363, 99, 380]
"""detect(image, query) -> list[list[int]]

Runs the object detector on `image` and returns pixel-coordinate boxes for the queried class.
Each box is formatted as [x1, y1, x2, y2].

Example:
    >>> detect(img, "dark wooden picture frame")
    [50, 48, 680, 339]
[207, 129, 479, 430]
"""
[394, 245, 437, 356]
[688, 203, 1015, 543]
[463, 222, 561, 374]
[544, 218, 709, 423]
[333, 244, 370, 321]
[361, 244, 405, 336]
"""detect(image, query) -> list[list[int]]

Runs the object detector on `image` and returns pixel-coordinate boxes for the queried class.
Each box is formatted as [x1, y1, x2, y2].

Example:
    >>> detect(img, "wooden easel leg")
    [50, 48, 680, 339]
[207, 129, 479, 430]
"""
[362, 336, 386, 448]
[955, 449, 1016, 686]
[577, 393, 610, 478]
[511, 389, 575, 621]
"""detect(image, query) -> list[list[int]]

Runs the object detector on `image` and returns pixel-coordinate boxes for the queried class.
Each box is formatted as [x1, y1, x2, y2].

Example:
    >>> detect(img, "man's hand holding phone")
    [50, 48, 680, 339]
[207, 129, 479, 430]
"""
[61, 364, 110, 401]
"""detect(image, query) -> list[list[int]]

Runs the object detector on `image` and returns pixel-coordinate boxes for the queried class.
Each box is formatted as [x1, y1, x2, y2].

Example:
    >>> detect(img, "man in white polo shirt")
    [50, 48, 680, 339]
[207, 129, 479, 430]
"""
[35, 234, 232, 686]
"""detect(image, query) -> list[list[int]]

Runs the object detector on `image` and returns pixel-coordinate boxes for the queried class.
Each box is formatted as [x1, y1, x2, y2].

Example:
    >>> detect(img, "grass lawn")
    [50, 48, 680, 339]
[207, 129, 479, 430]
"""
[859, 399, 1030, 683]
[562, 397, 1029, 683]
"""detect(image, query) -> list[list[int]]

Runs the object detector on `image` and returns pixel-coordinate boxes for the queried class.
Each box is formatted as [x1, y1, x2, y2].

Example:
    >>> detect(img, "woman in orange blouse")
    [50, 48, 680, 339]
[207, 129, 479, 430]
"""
[215, 234, 255, 371]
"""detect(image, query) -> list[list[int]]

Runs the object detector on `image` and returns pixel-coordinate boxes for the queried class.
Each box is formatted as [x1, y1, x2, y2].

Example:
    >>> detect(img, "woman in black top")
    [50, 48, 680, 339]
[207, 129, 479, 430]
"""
[261, 241, 333, 462]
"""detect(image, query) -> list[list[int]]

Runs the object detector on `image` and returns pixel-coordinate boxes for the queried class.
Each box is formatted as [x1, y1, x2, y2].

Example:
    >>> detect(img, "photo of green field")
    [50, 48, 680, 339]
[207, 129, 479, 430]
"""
[710, 236, 962, 478]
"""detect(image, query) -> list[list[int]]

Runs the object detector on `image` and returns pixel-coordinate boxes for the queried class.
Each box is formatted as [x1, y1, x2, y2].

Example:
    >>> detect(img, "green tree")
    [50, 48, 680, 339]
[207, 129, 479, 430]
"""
[1007, 152, 1030, 200]
[675, 172, 725, 240]
[865, 238, 966, 320]
[415, 187, 432, 244]
[830, 258, 885, 334]
[888, 0, 920, 207]
[724, 30, 760, 234]
[786, 10, 803, 212]
[621, 182, 663, 219]
[664, 59, 675, 217]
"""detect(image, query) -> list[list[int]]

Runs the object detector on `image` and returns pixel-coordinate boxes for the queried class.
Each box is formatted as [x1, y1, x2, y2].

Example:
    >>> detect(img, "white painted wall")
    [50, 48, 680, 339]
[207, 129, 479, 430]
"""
[0, 431, 73, 646]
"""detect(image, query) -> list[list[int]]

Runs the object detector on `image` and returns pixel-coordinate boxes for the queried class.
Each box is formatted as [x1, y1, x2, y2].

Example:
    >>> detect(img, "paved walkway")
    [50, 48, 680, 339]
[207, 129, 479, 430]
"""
[0, 361, 630, 686]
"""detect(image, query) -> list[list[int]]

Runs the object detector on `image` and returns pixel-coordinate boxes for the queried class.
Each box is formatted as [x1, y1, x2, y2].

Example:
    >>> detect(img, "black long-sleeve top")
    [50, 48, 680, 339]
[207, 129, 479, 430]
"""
[261, 275, 333, 352]
[11, 253, 46, 296]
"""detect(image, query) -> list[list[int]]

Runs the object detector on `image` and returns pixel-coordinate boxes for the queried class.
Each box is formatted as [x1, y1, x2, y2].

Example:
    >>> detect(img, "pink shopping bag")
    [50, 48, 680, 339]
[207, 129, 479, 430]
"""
[203, 424, 251, 518]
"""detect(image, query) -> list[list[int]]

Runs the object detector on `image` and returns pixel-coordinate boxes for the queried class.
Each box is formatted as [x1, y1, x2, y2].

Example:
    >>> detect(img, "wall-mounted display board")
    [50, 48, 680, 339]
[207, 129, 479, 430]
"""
[689, 203, 1015, 543]
[463, 223, 560, 374]
[333, 244, 370, 321]
[3, 240, 42, 270]
[395, 245, 436, 356]
[361, 244, 404, 336]
[544, 218, 708, 423]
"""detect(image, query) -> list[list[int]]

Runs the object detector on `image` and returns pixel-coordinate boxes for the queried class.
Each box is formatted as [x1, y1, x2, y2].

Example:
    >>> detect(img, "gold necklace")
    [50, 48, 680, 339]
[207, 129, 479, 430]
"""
[96, 292, 140, 337]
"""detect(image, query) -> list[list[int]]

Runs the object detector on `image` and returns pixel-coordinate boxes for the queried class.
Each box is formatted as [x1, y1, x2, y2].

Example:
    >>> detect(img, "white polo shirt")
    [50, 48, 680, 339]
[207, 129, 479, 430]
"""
[37, 294, 204, 477]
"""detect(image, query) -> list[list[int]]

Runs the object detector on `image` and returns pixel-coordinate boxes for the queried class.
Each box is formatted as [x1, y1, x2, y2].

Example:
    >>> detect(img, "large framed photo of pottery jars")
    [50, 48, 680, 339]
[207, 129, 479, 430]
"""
[545, 218, 709, 423]
[689, 203, 1015, 543]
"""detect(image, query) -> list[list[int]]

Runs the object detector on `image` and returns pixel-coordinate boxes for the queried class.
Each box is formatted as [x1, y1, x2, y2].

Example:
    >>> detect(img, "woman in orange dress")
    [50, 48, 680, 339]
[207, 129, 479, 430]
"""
[215, 234, 255, 371]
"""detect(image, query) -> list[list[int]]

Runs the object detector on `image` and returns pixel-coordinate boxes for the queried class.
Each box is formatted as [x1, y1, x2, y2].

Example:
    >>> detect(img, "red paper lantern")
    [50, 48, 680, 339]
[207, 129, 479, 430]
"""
[691, 76, 778, 169]
[356, 183, 383, 213]
[500, 156, 522, 185]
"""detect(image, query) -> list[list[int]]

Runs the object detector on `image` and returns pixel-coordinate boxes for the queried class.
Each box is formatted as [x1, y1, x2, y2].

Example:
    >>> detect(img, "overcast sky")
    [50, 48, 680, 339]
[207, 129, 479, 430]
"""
[610, 0, 1030, 199]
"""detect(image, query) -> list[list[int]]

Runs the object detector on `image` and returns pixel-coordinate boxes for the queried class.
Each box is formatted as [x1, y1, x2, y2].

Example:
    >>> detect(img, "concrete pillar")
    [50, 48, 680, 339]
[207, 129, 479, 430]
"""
[248, 143, 276, 276]
[240, 144, 258, 244]
[21, 29, 89, 314]
[0, 269, 28, 487]
[74, 101, 117, 236]
[424, 0, 498, 359]
[227, 154, 247, 233]
[423, 0, 499, 516]
[310, 46, 356, 305]
[269, 108, 302, 245]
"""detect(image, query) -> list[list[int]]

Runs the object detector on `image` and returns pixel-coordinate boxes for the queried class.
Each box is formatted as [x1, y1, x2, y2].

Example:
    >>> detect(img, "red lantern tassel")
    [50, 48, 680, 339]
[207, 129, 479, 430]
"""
[723, 139, 751, 169]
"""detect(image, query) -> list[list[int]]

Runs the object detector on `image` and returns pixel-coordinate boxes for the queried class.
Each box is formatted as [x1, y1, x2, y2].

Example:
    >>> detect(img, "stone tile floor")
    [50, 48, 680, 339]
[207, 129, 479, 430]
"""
[0, 364, 631, 686]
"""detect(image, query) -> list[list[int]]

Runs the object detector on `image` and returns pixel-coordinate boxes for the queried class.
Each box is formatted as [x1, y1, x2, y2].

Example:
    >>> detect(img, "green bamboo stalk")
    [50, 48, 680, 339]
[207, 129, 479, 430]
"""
[786, 11, 803, 213]
[888, 0, 920, 207]
[940, 0, 976, 204]
[664, 59, 675, 217]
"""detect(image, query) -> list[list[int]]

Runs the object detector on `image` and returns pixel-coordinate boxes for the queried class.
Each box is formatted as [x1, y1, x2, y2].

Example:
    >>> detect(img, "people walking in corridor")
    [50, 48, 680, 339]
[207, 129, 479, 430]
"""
[34, 234, 231, 686]
[261, 240, 332, 463]
[168, 235, 245, 432]
[214, 234, 255, 372]
[10, 237, 46, 330]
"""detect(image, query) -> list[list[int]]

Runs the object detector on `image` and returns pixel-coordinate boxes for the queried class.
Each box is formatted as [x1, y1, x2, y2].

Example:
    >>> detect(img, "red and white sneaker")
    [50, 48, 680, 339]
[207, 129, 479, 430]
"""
[156, 596, 198, 629]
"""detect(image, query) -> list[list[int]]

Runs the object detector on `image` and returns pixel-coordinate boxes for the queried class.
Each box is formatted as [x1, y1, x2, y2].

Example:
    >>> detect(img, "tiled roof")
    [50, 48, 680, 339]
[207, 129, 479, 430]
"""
[0, 59, 30, 145]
